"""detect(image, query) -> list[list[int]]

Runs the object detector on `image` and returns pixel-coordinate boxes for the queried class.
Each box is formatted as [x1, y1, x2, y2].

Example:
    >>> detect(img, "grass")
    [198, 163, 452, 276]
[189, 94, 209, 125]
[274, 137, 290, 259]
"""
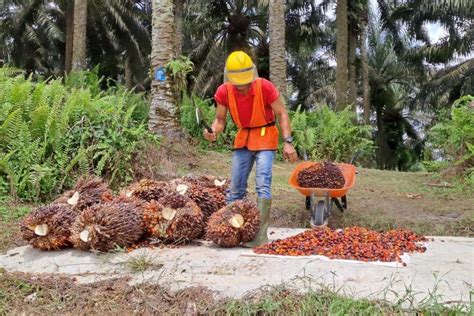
[124, 252, 163, 273]
[0, 200, 31, 253]
[0, 271, 470, 315]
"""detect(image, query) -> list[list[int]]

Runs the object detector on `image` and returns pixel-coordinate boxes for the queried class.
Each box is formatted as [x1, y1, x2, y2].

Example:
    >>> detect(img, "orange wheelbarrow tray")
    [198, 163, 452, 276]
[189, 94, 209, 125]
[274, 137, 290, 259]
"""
[288, 161, 357, 226]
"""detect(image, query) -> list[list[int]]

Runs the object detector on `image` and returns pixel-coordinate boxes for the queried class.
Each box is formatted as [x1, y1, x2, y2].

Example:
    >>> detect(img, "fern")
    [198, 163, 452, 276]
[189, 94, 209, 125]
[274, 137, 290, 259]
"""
[0, 109, 24, 151]
[0, 67, 159, 201]
[30, 105, 50, 140]
[428, 95, 474, 180]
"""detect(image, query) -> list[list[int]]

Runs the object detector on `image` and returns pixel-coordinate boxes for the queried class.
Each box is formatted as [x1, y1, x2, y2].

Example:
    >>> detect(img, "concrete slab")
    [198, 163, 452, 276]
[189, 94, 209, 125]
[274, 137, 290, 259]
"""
[1, 228, 473, 306]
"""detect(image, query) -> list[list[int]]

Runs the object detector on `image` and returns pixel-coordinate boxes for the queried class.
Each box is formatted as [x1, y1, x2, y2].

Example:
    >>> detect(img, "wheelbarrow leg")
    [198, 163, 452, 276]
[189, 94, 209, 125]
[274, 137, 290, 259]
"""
[305, 196, 311, 210]
[325, 193, 332, 218]
[332, 195, 348, 212]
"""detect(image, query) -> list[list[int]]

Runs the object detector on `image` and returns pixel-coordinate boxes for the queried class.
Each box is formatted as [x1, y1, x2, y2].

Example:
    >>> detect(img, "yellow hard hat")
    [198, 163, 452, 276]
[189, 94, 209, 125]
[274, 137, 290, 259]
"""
[224, 51, 257, 85]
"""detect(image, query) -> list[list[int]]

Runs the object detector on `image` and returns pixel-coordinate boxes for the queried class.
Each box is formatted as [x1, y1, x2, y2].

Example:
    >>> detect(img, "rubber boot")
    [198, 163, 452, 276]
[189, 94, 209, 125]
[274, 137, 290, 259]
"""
[243, 198, 271, 248]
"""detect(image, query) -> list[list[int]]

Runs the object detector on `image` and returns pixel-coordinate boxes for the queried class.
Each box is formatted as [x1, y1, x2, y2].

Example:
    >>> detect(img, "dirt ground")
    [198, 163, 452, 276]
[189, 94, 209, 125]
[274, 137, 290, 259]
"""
[192, 151, 474, 236]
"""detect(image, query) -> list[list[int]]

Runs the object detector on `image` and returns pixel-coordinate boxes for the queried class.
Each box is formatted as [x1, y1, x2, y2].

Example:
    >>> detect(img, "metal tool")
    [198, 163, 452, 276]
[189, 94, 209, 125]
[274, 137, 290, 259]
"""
[194, 101, 213, 133]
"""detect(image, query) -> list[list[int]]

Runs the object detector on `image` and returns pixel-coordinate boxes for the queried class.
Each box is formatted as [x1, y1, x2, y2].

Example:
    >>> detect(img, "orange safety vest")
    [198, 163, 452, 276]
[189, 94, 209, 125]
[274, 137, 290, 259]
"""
[226, 78, 279, 151]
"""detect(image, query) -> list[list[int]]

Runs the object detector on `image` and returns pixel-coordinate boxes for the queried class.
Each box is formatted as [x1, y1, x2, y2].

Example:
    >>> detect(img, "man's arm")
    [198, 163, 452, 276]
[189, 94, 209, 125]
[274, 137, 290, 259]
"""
[270, 97, 292, 139]
[203, 103, 227, 142]
[270, 97, 298, 162]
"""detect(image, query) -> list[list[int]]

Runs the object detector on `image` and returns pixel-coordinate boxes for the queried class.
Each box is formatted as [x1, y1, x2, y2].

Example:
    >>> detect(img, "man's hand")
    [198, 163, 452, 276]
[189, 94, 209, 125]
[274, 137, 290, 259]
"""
[283, 143, 298, 163]
[203, 129, 217, 142]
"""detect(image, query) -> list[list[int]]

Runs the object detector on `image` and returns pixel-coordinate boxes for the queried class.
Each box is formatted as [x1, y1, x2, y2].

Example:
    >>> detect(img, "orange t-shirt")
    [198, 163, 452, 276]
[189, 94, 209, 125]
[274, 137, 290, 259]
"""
[214, 78, 279, 128]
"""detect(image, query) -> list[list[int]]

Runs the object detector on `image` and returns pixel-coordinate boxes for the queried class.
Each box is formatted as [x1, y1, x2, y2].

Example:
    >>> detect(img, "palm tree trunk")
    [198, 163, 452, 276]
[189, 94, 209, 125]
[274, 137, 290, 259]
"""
[348, 29, 357, 112]
[64, 0, 74, 74]
[125, 57, 133, 90]
[335, 0, 348, 111]
[150, 0, 181, 138]
[174, 0, 184, 56]
[71, 0, 87, 71]
[360, 19, 370, 124]
[269, 0, 287, 100]
[375, 107, 390, 169]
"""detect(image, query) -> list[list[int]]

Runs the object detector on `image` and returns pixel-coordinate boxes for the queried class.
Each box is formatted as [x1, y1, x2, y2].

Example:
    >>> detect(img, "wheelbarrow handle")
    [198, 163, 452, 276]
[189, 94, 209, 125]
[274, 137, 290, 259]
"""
[301, 148, 308, 161]
[349, 150, 360, 165]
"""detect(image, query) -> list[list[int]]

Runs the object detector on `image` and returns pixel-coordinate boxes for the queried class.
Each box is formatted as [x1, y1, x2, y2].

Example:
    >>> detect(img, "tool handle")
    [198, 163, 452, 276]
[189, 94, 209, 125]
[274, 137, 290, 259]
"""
[202, 121, 213, 134]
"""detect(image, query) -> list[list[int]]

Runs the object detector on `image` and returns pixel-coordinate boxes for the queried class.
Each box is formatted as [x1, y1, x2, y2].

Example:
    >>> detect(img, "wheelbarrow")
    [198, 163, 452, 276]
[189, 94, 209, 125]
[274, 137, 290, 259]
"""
[288, 161, 357, 226]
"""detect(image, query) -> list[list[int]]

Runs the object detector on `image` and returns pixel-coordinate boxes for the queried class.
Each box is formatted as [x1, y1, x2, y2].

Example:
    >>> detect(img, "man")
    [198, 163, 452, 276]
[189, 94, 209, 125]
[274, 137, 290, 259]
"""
[204, 51, 298, 247]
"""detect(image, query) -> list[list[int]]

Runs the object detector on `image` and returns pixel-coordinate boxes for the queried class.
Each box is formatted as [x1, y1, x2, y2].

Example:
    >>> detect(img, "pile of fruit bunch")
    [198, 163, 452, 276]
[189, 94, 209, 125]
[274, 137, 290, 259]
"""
[253, 226, 427, 264]
[21, 177, 115, 251]
[297, 161, 345, 189]
[169, 176, 228, 224]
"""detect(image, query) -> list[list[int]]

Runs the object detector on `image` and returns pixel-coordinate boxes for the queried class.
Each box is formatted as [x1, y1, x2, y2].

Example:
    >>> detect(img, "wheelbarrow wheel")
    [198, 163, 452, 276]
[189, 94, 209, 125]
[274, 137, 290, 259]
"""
[312, 200, 326, 226]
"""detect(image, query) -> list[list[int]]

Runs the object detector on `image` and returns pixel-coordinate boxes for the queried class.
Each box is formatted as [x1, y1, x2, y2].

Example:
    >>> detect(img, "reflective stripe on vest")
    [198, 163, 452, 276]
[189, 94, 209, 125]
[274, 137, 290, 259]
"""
[226, 78, 279, 151]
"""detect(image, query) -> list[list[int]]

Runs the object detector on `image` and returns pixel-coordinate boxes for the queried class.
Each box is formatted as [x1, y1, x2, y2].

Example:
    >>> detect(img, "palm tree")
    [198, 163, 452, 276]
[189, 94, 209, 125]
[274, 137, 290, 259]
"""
[86, 0, 151, 88]
[286, 0, 336, 109]
[150, 0, 181, 137]
[185, 0, 268, 97]
[71, 0, 88, 70]
[346, 0, 368, 110]
[174, 0, 185, 55]
[388, 0, 474, 109]
[64, 0, 74, 73]
[347, 28, 357, 109]
[360, 12, 370, 124]
[368, 16, 423, 170]
[268, 0, 287, 99]
[335, 0, 348, 110]
[1, 0, 151, 85]
[0, 0, 64, 75]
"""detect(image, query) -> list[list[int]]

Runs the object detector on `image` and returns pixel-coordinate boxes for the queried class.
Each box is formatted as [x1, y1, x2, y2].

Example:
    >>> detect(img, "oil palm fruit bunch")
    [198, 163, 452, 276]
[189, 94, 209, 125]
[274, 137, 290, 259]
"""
[170, 177, 226, 223]
[297, 161, 345, 189]
[182, 175, 229, 193]
[70, 201, 145, 252]
[143, 192, 204, 242]
[124, 179, 171, 202]
[206, 199, 260, 247]
[54, 176, 113, 211]
[20, 204, 76, 250]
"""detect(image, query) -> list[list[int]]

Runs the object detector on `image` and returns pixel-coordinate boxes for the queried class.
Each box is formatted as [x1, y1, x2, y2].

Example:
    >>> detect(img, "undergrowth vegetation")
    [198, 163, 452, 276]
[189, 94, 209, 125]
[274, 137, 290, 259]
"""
[0, 67, 159, 201]
[290, 106, 374, 163]
[427, 95, 474, 185]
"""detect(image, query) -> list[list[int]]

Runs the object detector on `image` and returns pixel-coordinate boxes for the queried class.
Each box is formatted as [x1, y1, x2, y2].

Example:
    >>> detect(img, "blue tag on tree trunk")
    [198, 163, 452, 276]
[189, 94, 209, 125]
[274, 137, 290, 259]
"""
[154, 67, 166, 81]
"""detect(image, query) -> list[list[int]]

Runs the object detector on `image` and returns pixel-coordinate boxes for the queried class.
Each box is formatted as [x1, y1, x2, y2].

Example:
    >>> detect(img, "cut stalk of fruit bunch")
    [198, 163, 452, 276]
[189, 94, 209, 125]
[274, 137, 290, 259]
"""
[229, 214, 245, 228]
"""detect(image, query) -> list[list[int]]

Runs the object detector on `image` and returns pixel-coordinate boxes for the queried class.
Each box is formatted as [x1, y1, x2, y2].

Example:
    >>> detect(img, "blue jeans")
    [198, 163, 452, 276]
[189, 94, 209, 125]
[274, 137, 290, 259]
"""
[227, 148, 275, 202]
